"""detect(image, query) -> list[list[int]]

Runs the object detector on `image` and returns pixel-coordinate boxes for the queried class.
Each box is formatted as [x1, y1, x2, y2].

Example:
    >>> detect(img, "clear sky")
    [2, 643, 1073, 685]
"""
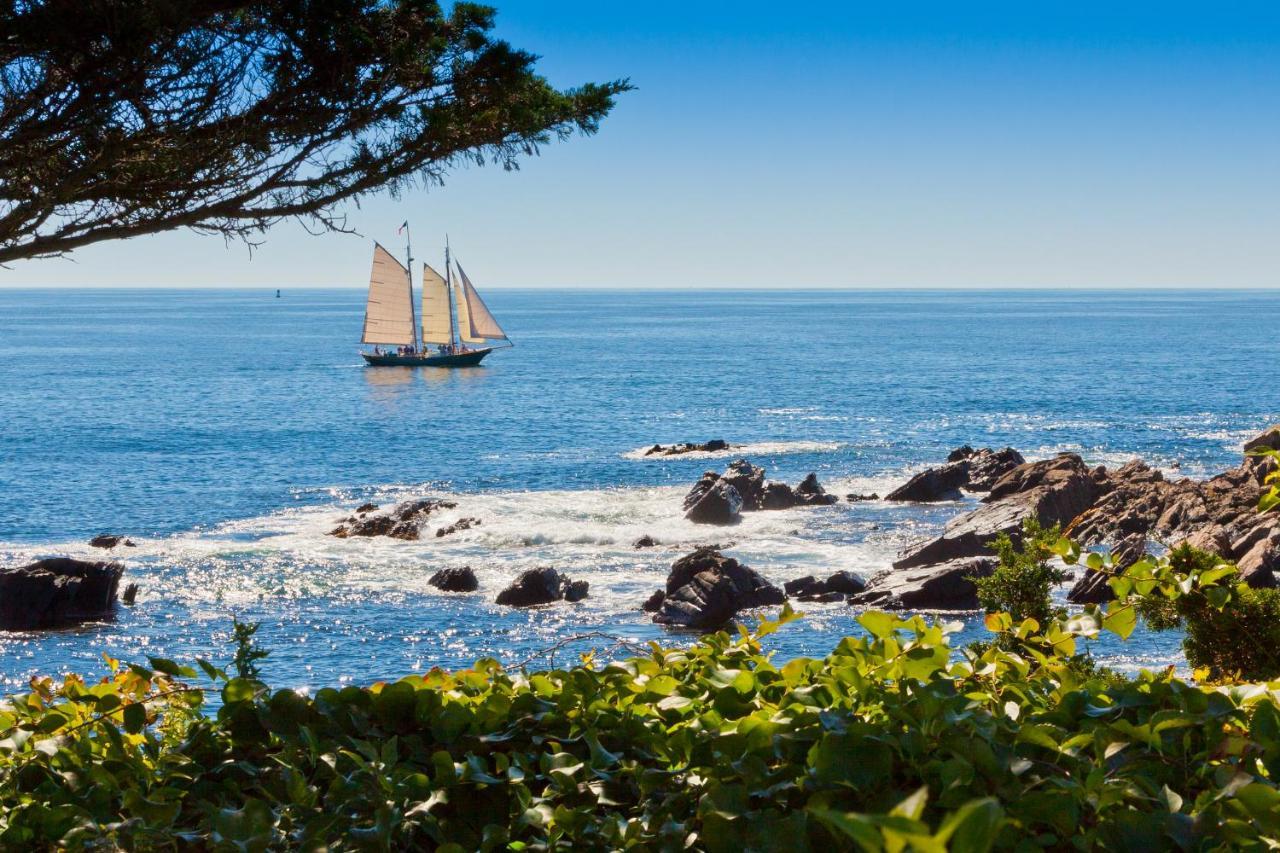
[3, 1, 1277, 288]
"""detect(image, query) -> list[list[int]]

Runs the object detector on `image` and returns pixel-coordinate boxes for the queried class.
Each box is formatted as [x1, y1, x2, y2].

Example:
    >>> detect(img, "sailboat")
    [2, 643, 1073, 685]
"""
[359, 226, 511, 367]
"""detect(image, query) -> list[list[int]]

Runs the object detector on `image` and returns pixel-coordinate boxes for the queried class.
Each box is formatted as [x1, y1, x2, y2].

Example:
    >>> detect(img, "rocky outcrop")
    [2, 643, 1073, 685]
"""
[89, 534, 136, 549]
[894, 454, 1098, 570]
[846, 493, 880, 502]
[435, 518, 480, 538]
[722, 460, 766, 509]
[646, 440, 729, 456]
[886, 446, 1026, 502]
[685, 480, 743, 525]
[885, 462, 969, 502]
[849, 557, 997, 610]
[330, 498, 457, 540]
[795, 473, 839, 505]
[683, 461, 838, 518]
[648, 548, 785, 629]
[495, 568, 588, 607]
[429, 567, 479, 593]
[0, 558, 124, 630]
[355, 502, 379, 514]
[633, 535, 658, 549]
[784, 571, 865, 601]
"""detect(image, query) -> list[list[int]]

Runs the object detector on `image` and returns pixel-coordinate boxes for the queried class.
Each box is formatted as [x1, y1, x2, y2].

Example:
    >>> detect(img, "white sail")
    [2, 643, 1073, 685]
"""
[455, 262, 508, 341]
[361, 243, 415, 345]
[421, 263, 452, 345]
[451, 262, 473, 344]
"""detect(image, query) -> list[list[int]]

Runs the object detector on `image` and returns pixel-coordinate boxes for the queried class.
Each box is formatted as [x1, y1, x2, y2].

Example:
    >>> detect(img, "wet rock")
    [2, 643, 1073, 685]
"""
[121, 583, 139, 605]
[89, 534, 135, 549]
[633, 535, 659, 549]
[685, 480, 743, 525]
[0, 558, 124, 630]
[886, 461, 969, 502]
[429, 566, 479, 593]
[963, 447, 1026, 491]
[846, 493, 880, 502]
[894, 455, 1098, 570]
[646, 439, 729, 456]
[355, 502, 378, 514]
[795, 473, 839, 505]
[1067, 533, 1149, 604]
[683, 471, 722, 511]
[784, 571, 865, 600]
[435, 518, 481, 538]
[495, 568, 587, 607]
[722, 459, 766, 509]
[330, 498, 457, 540]
[849, 557, 997, 610]
[760, 481, 800, 510]
[650, 547, 785, 630]
[641, 590, 665, 612]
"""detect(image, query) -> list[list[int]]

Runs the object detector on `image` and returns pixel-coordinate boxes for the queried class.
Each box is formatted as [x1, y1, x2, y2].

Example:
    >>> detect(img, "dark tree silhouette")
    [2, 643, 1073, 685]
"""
[0, 0, 629, 262]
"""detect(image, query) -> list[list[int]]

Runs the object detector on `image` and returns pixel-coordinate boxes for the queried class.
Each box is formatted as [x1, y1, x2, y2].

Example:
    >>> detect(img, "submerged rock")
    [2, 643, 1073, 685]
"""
[646, 440, 729, 456]
[784, 570, 866, 600]
[355, 502, 379, 514]
[89, 534, 135, 549]
[429, 566, 479, 593]
[495, 568, 588, 607]
[846, 493, 880, 502]
[633, 535, 659, 549]
[648, 547, 784, 630]
[0, 558, 124, 630]
[435, 518, 480, 538]
[849, 557, 997, 610]
[330, 498, 457, 540]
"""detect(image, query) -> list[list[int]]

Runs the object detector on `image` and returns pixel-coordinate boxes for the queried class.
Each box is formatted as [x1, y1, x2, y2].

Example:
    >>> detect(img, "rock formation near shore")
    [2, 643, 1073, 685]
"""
[885, 446, 1025, 502]
[0, 558, 124, 630]
[329, 498, 458, 540]
[850, 557, 997, 610]
[89, 534, 135, 549]
[646, 547, 785, 629]
[495, 568, 588, 607]
[683, 459, 838, 524]
[645, 440, 729, 456]
[429, 567, 479, 593]
[784, 571, 865, 602]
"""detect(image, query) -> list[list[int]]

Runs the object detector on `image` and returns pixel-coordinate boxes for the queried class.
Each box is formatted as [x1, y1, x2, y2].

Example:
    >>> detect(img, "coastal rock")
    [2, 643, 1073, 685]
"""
[429, 566, 479, 593]
[646, 440, 729, 457]
[760, 481, 800, 510]
[330, 498, 457, 540]
[784, 571, 865, 600]
[355, 502, 379, 514]
[495, 568, 588, 607]
[121, 583, 139, 605]
[722, 459, 766, 509]
[963, 447, 1027, 491]
[849, 557, 997, 610]
[1067, 533, 1149, 604]
[682, 463, 835, 516]
[89, 534, 135, 549]
[435, 518, 480, 538]
[0, 558, 124, 630]
[846, 493, 880, 502]
[894, 454, 1098, 570]
[683, 472, 721, 511]
[633, 535, 659, 549]
[649, 547, 785, 630]
[886, 461, 969, 502]
[1244, 424, 1280, 454]
[794, 473, 839, 505]
[1236, 533, 1280, 589]
[684, 480, 743, 525]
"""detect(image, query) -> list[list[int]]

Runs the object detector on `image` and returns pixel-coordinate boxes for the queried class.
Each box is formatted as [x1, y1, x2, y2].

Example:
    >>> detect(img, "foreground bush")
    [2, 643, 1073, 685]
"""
[4, 601, 1280, 851]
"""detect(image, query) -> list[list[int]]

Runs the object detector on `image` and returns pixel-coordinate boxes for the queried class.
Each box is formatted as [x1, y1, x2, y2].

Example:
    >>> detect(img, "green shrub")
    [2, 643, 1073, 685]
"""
[973, 519, 1066, 630]
[4, 607, 1280, 849]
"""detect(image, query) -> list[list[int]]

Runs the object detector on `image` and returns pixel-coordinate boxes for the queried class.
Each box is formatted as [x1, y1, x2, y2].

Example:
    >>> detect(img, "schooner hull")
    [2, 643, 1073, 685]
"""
[361, 349, 491, 368]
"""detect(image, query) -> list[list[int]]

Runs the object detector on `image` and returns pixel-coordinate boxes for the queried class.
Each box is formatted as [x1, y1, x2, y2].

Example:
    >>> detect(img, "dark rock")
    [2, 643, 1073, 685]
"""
[435, 518, 481, 538]
[642, 590, 665, 612]
[894, 455, 1098, 570]
[1244, 425, 1280, 454]
[1067, 533, 1148, 604]
[849, 557, 997, 610]
[885, 461, 969, 502]
[89, 534, 135, 549]
[795, 473, 839, 505]
[684, 480, 743, 525]
[784, 570, 865, 600]
[824, 571, 866, 595]
[0, 558, 124, 630]
[121, 583, 139, 605]
[683, 471, 722, 511]
[651, 548, 785, 629]
[633, 535, 659, 549]
[784, 575, 822, 597]
[1236, 532, 1280, 589]
[355, 502, 378, 514]
[722, 459, 766, 509]
[330, 498, 457, 540]
[947, 445, 976, 463]
[429, 566, 479, 593]
[760, 481, 800, 510]
[646, 439, 730, 456]
[495, 568, 587, 607]
[964, 447, 1026, 491]
[846, 493, 880, 502]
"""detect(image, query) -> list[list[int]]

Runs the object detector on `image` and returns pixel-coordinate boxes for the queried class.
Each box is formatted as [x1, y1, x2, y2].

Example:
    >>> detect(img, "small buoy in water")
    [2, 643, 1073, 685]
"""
[276, 289, 281, 298]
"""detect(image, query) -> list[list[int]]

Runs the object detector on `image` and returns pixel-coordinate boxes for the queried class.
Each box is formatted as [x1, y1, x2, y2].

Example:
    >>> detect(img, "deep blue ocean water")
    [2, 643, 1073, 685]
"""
[1, 288, 1277, 691]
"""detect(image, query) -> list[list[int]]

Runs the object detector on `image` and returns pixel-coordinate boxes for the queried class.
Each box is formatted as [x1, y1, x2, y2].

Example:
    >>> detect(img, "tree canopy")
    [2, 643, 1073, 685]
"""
[0, 0, 629, 263]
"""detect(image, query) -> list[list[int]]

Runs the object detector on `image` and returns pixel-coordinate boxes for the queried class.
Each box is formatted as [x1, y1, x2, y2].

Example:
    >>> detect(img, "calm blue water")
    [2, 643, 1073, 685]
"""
[0, 288, 1276, 690]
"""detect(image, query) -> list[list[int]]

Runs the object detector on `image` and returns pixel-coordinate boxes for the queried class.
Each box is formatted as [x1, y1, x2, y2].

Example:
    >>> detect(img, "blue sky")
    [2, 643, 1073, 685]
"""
[3, 1, 1277, 288]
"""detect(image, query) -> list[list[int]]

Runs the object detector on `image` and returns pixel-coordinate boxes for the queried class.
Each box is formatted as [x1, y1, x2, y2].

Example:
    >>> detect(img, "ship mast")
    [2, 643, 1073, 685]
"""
[445, 235, 459, 349]
[404, 224, 419, 352]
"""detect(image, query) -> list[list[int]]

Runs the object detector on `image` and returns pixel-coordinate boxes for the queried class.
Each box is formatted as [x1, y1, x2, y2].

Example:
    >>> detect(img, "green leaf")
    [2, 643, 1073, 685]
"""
[936, 798, 1003, 853]
[1102, 604, 1136, 640]
[122, 702, 146, 734]
[859, 611, 897, 639]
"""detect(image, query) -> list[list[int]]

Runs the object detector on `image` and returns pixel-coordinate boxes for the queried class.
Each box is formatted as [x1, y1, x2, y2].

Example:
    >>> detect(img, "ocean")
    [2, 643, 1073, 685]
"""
[1, 288, 1276, 691]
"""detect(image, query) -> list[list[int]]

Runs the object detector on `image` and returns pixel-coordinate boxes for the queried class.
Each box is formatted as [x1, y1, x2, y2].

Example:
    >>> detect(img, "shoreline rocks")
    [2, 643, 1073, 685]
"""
[647, 547, 784, 629]
[683, 459, 838, 522]
[435, 518, 480, 538]
[89, 534, 135, 549]
[330, 498, 458, 540]
[495, 568, 588, 607]
[0, 558, 124, 630]
[429, 566, 479, 593]
[850, 557, 997, 610]
[885, 446, 1025, 502]
[784, 571, 865, 601]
